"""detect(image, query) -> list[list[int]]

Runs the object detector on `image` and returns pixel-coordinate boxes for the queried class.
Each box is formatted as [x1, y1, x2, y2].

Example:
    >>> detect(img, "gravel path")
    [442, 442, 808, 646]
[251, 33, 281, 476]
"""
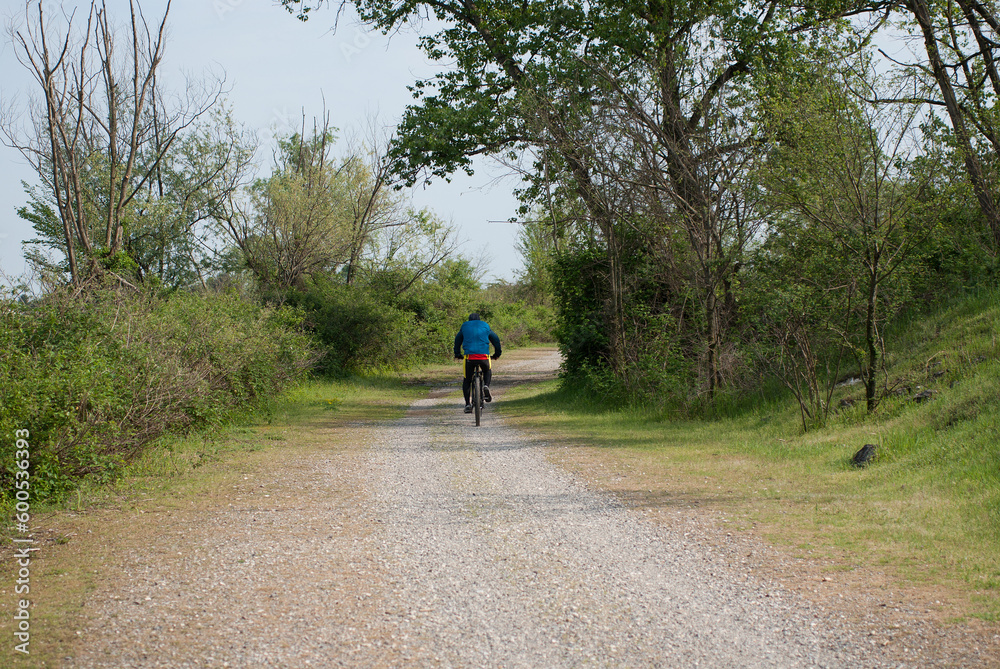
[366, 389, 880, 668]
[60, 349, 940, 667]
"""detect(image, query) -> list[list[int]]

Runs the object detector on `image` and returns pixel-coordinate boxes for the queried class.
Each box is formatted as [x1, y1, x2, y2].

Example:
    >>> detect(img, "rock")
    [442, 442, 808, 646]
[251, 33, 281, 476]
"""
[913, 389, 937, 403]
[852, 444, 877, 467]
[839, 398, 856, 409]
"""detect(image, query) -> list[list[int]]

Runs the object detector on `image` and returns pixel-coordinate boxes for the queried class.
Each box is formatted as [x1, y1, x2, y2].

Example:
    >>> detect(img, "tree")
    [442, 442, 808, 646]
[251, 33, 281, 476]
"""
[338, 120, 416, 286]
[211, 114, 458, 293]
[356, 207, 460, 296]
[762, 66, 932, 412]
[217, 119, 351, 291]
[2, 0, 223, 287]
[281, 0, 886, 400]
[745, 204, 858, 429]
[14, 103, 255, 289]
[881, 0, 1000, 251]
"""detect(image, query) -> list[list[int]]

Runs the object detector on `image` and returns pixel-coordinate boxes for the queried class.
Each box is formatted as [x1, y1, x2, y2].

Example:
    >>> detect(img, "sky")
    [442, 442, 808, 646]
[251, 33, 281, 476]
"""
[0, 0, 525, 284]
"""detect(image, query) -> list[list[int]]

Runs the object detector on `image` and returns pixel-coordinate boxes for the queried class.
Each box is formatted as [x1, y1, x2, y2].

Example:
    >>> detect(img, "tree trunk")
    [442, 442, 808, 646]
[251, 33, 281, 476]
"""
[864, 270, 879, 413]
[909, 0, 1000, 251]
[706, 281, 719, 398]
[606, 224, 627, 376]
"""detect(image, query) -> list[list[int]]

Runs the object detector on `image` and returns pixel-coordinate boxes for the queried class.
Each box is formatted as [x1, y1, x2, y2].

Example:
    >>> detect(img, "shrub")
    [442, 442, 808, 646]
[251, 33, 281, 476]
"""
[0, 287, 315, 502]
[285, 279, 423, 374]
[285, 274, 557, 374]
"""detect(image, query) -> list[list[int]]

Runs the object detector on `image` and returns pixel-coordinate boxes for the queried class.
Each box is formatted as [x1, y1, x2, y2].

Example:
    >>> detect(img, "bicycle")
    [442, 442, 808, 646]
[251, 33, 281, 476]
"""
[470, 364, 485, 426]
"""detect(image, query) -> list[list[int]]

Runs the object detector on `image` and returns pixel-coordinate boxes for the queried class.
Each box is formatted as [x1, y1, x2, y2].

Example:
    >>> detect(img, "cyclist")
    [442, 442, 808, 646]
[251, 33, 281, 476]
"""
[454, 312, 502, 413]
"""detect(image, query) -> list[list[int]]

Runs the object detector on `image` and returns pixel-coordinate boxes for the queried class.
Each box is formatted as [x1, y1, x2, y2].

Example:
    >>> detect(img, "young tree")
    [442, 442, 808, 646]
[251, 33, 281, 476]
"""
[217, 119, 351, 290]
[745, 209, 858, 429]
[358, 207, 460, 296]
[212, 115, 457, 293]
[763, 69, 932, 412]
[338, 119, 416, 286]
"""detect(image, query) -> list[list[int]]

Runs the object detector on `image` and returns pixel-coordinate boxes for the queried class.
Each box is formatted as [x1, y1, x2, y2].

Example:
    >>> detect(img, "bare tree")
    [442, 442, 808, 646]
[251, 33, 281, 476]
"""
[340, 116, 414, 286]
[2, 0, 222, 287]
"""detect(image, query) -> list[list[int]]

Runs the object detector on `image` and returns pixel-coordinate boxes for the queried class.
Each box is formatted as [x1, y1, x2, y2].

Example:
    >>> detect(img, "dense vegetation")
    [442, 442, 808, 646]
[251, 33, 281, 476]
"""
[3, 0, 999, 505]
[0, 286, 314, 499]
[280, 0, 1000, 423]
[500, 286, 1000, 618]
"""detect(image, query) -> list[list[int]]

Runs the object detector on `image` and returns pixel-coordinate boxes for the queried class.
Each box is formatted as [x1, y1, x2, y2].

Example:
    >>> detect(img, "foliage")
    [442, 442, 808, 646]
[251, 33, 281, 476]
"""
[742, 223, 856, 430]
[284, 276, 417, 373]
[758, 63, 934, 413]
[0, 287, 314, 502]
[498, 288, 1000, 619]
[551, 242, 696, 410]
[283, 268, 556, 376]
[3, 1, 226, 286]
[280, 0, 876, 404]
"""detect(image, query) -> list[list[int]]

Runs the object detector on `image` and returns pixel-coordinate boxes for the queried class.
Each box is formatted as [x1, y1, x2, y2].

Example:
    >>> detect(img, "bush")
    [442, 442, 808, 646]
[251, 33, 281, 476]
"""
[0, 287, 315, 502]
[472, 287, 556, 348]
[288, 279, 421, 374]
[285, 273, 557, 375]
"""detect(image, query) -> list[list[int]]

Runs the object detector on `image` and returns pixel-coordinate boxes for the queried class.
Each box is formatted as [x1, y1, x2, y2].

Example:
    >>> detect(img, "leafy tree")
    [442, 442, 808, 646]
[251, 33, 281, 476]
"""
[241, 124, 352, 290]
[761, 65, 933, 412]
[892, 0, 1000, 251]
[15, 105, 256, 289]
[281, 0, 885, 401]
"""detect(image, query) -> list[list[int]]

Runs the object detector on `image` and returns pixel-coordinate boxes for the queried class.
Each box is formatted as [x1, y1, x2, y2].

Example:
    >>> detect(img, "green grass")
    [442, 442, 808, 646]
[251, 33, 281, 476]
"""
[109, 374, 424, 496]
[498, 290, 1000, 621]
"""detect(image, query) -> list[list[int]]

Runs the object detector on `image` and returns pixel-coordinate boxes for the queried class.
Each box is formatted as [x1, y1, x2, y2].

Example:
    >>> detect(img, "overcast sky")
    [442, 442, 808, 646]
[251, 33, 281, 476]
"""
[0, 0, 525, 284]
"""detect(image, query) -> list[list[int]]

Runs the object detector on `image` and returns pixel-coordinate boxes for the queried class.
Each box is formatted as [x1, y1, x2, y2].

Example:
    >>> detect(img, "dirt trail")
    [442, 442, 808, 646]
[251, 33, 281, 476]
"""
[23, 348, 994, 667]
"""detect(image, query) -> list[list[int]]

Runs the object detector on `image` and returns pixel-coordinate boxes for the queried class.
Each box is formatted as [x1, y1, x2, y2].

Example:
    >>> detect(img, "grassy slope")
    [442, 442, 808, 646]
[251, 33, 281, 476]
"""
[498, 291, 1000, 621]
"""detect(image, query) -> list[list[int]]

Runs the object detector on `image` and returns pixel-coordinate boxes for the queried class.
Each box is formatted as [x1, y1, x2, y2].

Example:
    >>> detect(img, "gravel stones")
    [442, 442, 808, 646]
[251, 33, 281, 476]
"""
[365, 395, 881, 668]
[60, 350, 997, 667]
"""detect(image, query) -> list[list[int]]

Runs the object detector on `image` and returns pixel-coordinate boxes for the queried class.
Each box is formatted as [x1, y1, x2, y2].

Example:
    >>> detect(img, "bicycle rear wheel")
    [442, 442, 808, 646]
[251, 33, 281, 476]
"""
[473, 372, 482, 426]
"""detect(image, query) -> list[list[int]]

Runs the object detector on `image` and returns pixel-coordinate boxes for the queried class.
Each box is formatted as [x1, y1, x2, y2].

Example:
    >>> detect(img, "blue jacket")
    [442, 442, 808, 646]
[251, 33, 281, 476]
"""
[454, 320, 502, 358]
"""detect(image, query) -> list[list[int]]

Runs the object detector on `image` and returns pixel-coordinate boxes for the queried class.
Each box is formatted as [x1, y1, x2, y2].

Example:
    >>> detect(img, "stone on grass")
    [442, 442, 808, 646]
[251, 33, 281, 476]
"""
[852, 444, 877, 468]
